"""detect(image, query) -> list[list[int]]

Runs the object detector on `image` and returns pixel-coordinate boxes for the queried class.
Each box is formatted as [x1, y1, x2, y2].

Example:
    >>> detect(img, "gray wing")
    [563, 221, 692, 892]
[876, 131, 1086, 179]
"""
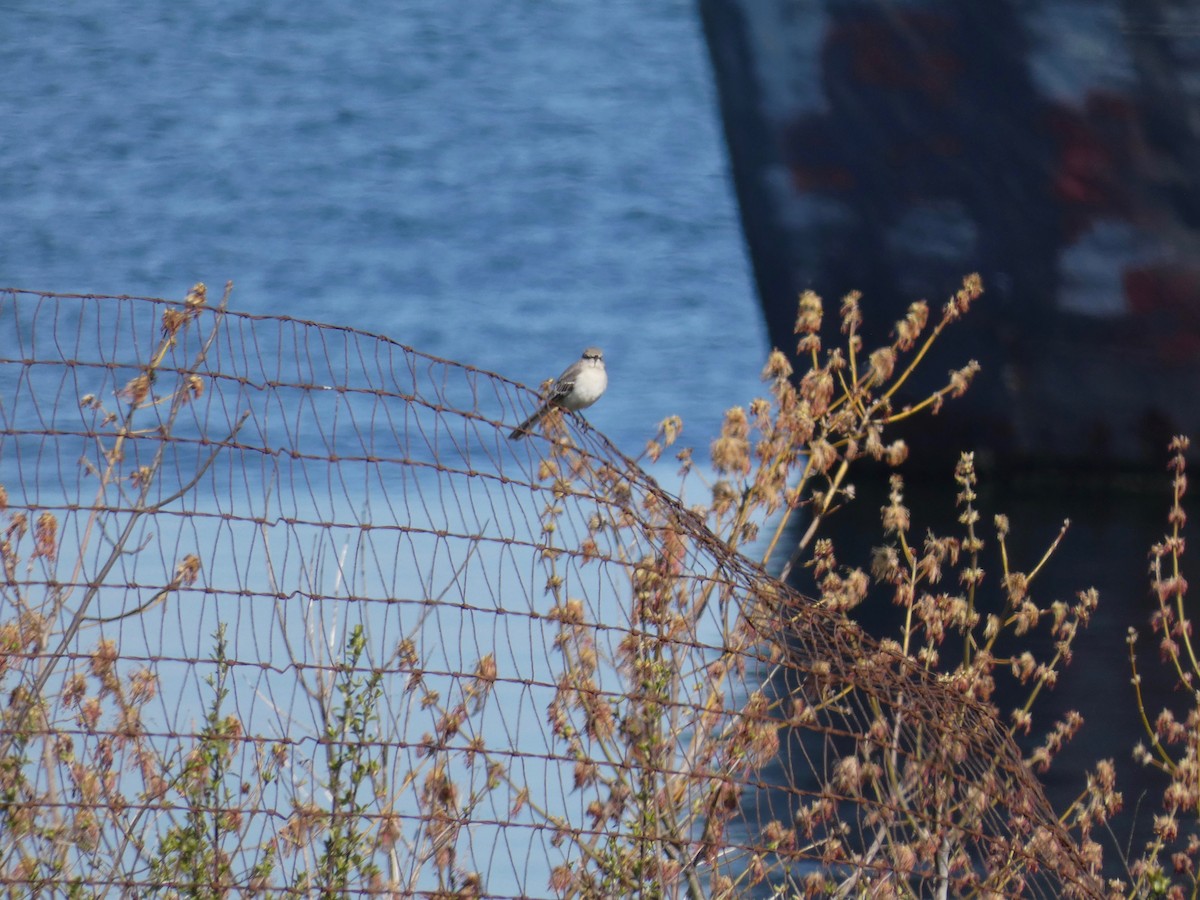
[547, 359, 584, 403]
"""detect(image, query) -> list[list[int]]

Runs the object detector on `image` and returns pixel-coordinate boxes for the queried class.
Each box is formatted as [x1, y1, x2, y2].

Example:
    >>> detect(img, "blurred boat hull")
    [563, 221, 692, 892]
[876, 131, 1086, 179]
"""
[699, 0, 1200, 469]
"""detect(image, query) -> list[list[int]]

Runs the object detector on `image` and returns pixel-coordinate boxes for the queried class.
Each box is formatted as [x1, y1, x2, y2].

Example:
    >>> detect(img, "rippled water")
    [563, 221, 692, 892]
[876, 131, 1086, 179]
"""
[8, 3, 1182, 888]
[2, 0, 766, 450]
[2, 7, 771, 892]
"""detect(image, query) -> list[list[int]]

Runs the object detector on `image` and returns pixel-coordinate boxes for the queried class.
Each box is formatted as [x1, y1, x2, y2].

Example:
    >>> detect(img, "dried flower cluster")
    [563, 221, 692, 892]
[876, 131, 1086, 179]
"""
[1, 275, 1193, 898]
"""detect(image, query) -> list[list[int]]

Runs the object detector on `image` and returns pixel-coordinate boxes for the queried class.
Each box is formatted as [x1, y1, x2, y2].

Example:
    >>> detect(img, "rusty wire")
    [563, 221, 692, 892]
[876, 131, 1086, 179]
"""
[0, 287, 1101, 898]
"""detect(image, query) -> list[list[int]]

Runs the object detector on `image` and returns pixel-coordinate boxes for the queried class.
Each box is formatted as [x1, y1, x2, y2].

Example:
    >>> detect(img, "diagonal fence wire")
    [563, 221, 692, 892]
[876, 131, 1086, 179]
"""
[0, 286, 1101, 897]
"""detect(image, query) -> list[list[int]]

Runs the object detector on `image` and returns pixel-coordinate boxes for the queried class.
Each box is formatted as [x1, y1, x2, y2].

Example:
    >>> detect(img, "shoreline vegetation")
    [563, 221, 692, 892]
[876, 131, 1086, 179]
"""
[0, 278, 1193, 897]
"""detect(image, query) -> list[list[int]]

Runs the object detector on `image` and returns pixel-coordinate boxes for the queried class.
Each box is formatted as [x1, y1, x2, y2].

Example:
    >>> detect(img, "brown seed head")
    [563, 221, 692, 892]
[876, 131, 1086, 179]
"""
[794, 290, 823, 334]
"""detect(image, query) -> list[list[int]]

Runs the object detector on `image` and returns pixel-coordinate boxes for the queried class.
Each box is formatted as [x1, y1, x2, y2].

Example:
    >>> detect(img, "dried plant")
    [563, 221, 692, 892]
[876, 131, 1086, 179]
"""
[0, 276, 1189, 899]
[1119, 436, 1200, 898]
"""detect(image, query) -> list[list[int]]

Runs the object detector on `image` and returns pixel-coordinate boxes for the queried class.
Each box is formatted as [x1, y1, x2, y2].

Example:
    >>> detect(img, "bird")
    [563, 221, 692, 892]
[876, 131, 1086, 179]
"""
[509, 347, 607, 440]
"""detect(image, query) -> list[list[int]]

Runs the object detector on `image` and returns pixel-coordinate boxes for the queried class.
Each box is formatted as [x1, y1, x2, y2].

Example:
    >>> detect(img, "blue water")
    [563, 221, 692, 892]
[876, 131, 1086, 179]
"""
[1, 5, 771, 894]
[2, 2, 1191, 891]
[2, 0, 766, 450]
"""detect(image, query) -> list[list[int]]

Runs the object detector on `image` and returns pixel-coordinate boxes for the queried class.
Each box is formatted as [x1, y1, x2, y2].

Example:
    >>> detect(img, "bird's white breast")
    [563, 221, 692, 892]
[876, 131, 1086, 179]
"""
[562, 362, 607, 410]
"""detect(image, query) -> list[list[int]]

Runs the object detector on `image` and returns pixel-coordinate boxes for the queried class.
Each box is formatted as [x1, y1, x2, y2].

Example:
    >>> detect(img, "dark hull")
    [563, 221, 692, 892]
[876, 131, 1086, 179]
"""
[700, 0, 1200, 469]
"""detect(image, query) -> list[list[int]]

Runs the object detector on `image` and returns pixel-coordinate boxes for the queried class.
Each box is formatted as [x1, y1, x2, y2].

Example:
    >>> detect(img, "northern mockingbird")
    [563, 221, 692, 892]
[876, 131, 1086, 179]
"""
[509, 347, 607, 440]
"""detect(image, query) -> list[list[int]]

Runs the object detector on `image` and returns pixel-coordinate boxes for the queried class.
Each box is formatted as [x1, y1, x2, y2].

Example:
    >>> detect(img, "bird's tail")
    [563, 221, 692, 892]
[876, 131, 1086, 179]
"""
[508, 405, 550, 440]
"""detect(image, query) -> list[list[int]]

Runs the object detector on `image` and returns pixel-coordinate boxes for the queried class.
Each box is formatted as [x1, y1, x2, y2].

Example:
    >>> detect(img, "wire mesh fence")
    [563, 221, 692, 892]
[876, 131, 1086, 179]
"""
[0, 286, 1102, 897]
